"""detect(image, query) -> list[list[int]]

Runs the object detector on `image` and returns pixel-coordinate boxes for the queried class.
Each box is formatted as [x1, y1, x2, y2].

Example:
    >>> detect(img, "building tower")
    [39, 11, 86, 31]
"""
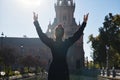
[46, 0, 85, 71]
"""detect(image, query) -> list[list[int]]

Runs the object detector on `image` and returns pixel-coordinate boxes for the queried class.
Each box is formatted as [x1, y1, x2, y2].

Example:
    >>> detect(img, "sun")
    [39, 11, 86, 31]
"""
[18, 0, 42, 7]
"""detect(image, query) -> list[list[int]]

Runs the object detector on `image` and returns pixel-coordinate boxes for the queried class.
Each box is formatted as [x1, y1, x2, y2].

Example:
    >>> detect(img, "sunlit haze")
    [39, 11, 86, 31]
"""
[0, 0, 120, 60]
[17, 0, 42, 8]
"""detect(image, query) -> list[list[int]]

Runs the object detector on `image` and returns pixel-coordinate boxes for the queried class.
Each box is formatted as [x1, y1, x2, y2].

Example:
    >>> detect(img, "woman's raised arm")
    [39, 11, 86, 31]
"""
[33, 12, 54, 48]
[65, 13, 89, 47]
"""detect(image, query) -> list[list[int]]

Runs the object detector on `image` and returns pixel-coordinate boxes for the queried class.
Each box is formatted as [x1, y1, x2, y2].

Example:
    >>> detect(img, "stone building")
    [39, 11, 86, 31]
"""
[0, 0, 85, 71]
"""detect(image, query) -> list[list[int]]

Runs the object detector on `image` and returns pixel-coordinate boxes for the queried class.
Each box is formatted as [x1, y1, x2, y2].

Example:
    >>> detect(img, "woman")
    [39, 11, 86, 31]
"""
[33, 12, 89, 80]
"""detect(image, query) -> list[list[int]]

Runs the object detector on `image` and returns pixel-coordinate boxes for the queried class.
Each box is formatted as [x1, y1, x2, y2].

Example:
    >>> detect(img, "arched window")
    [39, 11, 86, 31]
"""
[59, 1, 62, 5]
[63, 15, 67, 21]
[48, 29, 51, 33]
[68, 1, 71, 6]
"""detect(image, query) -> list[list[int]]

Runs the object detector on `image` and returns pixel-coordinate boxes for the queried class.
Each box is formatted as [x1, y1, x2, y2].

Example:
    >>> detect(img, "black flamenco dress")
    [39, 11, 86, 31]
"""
[34, 21, 86, 80]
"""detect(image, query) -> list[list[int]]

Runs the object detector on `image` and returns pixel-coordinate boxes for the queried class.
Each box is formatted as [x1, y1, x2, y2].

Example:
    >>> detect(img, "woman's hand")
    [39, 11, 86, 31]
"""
[84, 13, 89, 23]
[33, 12, 38, 21]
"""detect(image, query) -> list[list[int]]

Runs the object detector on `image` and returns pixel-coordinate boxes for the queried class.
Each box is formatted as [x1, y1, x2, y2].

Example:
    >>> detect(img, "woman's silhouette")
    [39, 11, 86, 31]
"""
[33, 12, 89, 80]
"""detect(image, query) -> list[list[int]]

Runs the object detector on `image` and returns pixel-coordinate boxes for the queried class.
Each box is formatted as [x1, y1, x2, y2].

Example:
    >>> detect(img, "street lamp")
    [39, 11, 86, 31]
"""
[106, 45, 109, 69]
[106, 45, 110, 76]
[85, 57, 88, 69]
[1, 32, 4, 49]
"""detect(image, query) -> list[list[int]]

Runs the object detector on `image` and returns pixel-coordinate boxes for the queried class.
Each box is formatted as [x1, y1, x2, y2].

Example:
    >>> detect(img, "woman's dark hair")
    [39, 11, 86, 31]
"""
[55, 24, 64, 38]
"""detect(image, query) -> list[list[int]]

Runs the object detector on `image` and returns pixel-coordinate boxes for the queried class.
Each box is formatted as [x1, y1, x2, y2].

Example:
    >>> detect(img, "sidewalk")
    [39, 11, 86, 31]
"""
[98, 75, 120, 80]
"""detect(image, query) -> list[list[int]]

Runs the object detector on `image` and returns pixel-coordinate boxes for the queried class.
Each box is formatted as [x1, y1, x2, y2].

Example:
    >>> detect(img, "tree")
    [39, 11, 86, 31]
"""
[20, 55, 41, 67]
[0, 47, 15, 66]
[88, 13, 120, 68]
[0, 47, 16, 79]
[19, 54, 41, 73]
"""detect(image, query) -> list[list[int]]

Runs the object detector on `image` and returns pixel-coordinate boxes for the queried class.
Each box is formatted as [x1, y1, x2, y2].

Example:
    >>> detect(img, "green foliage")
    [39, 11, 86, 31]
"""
[2, 66, 14, 77]
[36, 67, 42, 73]
[0, 47, 16, 77]
[8, 67, 14, 76]
[88, 61, 94, 69]
[88, 13, 120, 68]
[95, 63, 100, 69]
[24, 67, 29, 73]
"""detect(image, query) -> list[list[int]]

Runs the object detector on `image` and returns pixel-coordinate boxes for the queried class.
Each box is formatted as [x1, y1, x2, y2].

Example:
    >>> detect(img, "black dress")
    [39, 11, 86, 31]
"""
[34, 21, 86, 80]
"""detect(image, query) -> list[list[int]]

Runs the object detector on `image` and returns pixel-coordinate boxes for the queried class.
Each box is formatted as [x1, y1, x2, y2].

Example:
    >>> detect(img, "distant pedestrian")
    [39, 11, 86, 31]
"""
[112, 67, 116, 77]
[106, 68, 110, 76]
[101, 67, 105, 76]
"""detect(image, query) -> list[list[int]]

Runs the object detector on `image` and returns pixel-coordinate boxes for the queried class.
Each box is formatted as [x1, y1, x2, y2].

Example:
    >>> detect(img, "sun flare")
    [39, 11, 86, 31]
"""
[18, 0, 42, 7]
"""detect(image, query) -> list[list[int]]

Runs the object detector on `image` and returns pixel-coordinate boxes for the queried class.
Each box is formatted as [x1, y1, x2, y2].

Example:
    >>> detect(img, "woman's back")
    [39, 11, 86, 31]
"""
[33, 12, 88, 80]
[48, 40, 70, 80]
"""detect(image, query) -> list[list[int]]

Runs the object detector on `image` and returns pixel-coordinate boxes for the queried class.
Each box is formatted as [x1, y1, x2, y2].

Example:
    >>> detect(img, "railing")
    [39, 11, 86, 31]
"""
[100, 69, 120, 80]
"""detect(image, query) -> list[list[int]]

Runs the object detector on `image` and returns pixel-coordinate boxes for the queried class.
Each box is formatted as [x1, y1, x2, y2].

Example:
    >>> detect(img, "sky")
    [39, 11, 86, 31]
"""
[0, 0, 120, 60]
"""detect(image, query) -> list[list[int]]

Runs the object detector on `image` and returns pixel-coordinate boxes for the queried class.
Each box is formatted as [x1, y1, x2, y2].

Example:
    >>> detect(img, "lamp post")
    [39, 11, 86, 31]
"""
[1, 32, 4, 49]
[106, 45, 109, 69]
[85, 57, 88, 69]
[106, 45, 110, 76]
[20, 44, 24, 74]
